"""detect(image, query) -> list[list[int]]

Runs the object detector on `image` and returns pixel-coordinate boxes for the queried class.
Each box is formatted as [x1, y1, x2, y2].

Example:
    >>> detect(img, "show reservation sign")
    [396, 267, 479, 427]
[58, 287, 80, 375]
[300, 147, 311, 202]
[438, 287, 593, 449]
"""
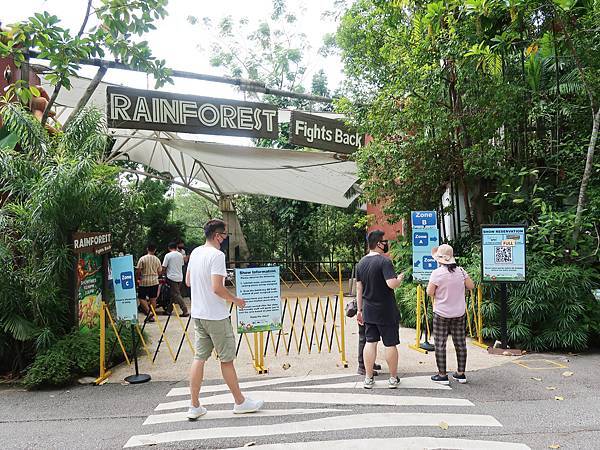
[289, 111, 364, 154]
[106, 86, 279, 139]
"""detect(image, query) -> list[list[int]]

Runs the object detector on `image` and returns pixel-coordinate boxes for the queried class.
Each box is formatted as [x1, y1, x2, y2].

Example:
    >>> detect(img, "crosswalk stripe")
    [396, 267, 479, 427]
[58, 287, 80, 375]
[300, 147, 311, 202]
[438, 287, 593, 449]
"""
[287, 376, 452, 390]
[143, 408, 349, 425]
[228, 437, 531, 450]
[166, 373, 360, 397]
[155, 391, 473, 411]
[124, 412, 502, 448]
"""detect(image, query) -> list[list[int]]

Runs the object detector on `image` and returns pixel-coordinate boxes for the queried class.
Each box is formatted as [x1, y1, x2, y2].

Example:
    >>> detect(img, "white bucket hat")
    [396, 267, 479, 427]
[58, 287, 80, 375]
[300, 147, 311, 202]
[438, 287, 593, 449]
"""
[432, 244, 456, 265]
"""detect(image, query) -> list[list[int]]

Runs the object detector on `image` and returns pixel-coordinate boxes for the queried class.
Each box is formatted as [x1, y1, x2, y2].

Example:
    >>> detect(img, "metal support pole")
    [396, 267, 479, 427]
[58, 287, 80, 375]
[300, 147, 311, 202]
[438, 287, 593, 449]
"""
[338, 264, 348, 368]
[124, 324, 151, 384]
[500, 283, 509, 349]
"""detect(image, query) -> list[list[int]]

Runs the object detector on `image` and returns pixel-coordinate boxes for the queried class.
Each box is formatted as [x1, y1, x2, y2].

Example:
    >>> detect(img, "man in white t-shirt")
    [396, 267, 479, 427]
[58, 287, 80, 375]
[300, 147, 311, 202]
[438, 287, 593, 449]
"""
[185, 219, 263, 419]
[162, 242, 188, 316]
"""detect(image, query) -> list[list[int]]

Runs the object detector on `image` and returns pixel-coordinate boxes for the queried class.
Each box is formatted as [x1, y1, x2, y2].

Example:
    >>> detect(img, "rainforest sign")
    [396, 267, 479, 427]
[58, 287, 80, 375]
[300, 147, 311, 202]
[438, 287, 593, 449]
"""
[106, 86, 279, 139]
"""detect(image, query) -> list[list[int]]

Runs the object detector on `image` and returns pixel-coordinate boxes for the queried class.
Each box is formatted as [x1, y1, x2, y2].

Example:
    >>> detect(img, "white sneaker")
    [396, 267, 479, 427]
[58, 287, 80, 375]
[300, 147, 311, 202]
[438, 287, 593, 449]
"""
[388, 376, 401, 389]
[233, 397, 264, 414]
[363, 376, 375, 389]
[186, 404, 207, 420]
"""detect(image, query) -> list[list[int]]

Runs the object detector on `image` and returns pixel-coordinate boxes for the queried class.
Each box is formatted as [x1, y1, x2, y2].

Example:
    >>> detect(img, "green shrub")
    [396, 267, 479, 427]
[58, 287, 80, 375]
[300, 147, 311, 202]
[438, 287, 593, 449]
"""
[22, 324, 144, 389]
[22, 351, 73, 388]
[393, 238, 600, 352]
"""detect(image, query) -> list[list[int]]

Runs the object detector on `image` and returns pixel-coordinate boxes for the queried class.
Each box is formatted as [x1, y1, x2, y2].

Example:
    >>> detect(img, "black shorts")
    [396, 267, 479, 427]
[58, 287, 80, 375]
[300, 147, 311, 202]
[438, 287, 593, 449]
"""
[138, 284, 159, 299]
[365, 322, 400, 347]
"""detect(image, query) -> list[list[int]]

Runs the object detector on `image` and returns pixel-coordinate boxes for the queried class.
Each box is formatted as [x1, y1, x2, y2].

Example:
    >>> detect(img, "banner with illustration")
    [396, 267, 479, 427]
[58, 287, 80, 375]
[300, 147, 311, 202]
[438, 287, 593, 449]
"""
[235, 266, 282, 333]
[77, 253, 103, 329]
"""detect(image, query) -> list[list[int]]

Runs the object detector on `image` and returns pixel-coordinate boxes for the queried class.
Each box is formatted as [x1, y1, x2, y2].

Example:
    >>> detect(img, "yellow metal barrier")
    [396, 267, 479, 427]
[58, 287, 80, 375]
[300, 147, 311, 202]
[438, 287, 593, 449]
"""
[409, 284, 488, 355]
[337, 263, 348, 368]
[409, 285, 428, 354]
[472, 286, 488, 349]
[97, 265, 350, 379]
[94, 302, 112, 384]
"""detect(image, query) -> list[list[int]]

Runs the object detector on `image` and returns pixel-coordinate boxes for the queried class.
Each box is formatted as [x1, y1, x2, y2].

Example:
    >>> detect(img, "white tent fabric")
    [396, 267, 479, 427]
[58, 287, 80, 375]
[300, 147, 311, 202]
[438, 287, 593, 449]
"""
[40, 71, 360, 207]
[108, 131, 359, 207]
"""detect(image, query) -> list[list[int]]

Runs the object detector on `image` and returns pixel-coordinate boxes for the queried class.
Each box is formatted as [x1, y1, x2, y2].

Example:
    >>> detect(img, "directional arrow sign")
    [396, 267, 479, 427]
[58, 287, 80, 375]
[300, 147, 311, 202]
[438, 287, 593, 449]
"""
[412, 211, 439, 282]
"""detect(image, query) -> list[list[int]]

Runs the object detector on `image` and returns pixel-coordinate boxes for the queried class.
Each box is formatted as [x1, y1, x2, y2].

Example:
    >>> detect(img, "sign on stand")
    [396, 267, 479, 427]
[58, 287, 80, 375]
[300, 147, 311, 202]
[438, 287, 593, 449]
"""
[72, 231, 112, 330]
[110, 254, 150, 383]
[110, 255, 139, 323]
[411, 211, 439, 282]
[481, 224, 526, 351]
[481, 225, 526, 282]
[235, 267, 282, 333]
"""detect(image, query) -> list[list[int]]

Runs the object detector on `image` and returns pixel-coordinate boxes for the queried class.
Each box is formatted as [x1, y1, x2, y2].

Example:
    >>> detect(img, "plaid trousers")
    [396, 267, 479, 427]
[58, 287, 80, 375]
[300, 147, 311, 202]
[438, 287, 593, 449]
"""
[433, 313, 467, 374]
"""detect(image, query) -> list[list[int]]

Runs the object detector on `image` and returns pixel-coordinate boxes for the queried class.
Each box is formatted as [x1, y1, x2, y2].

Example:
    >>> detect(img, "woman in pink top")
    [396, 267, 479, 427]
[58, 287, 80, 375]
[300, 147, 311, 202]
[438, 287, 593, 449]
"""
[426, 244, 475, 384]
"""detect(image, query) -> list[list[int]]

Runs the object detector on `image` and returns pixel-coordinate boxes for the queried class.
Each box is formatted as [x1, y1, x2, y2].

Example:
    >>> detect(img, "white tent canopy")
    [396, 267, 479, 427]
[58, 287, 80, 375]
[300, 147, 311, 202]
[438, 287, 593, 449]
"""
[107, 130, 359, 207]
[42, 72, 359, 208]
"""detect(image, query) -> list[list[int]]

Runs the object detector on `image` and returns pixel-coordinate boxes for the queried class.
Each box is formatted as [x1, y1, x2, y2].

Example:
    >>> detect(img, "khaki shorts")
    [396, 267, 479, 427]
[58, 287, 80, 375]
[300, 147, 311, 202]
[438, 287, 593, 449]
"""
[193, 318, 236, 362]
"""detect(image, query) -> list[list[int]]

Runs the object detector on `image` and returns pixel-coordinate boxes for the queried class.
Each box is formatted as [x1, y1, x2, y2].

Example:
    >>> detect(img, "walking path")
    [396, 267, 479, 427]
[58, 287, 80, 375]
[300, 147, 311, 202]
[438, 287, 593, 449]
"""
[124, 373, 530, 449]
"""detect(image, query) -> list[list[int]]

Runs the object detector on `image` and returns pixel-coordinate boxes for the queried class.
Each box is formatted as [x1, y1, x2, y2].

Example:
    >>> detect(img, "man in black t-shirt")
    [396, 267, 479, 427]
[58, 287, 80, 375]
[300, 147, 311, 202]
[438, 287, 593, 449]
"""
[356, 230, 404, 389]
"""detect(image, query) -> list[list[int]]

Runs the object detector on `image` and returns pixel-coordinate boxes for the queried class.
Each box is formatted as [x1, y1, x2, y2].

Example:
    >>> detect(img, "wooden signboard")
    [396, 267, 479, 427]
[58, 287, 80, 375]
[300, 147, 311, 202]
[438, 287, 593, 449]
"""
[106, 86, 279, 139]
[289, 111, 364, 154]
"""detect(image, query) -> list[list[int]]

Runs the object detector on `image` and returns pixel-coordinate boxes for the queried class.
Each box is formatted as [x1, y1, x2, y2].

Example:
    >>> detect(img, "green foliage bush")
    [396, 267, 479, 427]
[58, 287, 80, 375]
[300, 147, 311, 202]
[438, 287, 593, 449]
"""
[393, 240, 600, 352]
[22, 325, 141, 389]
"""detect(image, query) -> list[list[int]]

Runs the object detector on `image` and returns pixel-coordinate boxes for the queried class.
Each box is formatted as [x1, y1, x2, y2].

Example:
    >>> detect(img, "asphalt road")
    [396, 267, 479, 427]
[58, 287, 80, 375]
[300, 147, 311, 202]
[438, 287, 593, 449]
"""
[1, 352, 599, 449]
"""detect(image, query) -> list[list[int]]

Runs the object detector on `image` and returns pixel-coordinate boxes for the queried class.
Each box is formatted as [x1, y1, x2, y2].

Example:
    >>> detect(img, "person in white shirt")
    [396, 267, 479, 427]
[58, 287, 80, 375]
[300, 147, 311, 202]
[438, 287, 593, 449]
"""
[162, 242, 189, 317]
[185, 219, 263, 419]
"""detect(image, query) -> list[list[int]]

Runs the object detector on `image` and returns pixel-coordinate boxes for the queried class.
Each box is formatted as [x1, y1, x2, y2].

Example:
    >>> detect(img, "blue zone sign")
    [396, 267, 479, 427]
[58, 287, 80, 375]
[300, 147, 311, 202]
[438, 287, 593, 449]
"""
[411, 211, 439, 282]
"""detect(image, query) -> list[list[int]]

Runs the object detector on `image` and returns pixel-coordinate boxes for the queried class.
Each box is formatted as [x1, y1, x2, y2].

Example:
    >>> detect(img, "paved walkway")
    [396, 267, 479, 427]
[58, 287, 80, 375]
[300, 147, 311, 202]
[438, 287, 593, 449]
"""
[123, 373, 530, 449]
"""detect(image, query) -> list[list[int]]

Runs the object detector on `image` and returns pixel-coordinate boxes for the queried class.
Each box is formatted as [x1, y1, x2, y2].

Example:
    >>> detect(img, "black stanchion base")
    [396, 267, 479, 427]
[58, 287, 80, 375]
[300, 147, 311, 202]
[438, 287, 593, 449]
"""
[420, 342, 435, 352]
[125, 373, 151, 384]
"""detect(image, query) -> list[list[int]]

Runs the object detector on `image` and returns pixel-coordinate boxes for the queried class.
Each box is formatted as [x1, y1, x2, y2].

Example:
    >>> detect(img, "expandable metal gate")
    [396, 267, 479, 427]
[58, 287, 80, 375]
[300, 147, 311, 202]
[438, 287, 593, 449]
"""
[95, 264, 349, 383]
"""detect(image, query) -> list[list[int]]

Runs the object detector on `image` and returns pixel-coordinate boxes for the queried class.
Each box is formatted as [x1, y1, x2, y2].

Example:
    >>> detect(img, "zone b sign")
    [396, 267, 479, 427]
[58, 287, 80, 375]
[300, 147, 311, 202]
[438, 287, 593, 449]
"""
[411, 211, 439, 282]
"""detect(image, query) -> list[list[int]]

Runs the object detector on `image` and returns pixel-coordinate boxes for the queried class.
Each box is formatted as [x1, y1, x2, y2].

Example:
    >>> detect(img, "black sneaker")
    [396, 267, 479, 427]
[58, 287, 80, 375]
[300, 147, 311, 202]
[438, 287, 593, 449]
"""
[451, 372, 467, 384]
[357, 367, 379, 376]
[431, 374, 450, 385]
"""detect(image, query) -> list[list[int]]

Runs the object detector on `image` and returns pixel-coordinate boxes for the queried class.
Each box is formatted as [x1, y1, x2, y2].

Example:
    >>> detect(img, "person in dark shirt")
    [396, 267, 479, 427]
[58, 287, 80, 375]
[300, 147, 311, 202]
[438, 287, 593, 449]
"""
[356, 230, 404, 389]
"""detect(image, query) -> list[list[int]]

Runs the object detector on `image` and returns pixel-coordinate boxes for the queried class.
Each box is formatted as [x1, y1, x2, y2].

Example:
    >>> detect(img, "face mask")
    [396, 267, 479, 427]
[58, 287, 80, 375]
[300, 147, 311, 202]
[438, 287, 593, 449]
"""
[379, 242, 389, 253]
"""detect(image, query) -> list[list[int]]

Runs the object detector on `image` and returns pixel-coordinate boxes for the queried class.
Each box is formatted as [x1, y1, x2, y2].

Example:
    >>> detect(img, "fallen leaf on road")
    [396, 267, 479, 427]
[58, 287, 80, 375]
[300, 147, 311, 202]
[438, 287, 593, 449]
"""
[531, 377, 543, 382]
[562, 371, 574, 377]
[282, 363, 291, 370]
[555, 396, 564, 401]
[546, 386, 557, 390]
[548, 444, 560, 449]
[438, 421, 449, 430]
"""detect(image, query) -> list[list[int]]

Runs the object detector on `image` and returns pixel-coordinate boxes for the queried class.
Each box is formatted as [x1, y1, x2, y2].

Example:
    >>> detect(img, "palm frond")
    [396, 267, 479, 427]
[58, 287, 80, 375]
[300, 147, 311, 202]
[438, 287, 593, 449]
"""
[60, 107, 108, 159]
[0, 102, 49, 156]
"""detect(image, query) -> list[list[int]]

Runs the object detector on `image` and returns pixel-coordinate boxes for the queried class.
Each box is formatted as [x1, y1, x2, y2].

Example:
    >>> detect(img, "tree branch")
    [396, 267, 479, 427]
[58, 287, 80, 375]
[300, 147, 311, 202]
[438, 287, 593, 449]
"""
[63, 65, 107, 129]
[41, 0, 93, 127]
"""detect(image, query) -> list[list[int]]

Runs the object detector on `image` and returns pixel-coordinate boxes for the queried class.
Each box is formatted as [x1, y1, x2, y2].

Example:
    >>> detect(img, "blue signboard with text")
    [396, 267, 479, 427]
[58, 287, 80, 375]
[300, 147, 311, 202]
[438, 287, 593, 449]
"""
[110, 255, 138, 322]
[412, 211, 439, 282]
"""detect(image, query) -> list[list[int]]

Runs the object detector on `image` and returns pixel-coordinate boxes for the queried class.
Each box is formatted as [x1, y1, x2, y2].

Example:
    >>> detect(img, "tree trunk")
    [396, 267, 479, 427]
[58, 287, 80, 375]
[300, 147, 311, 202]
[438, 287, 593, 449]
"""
[572, 107, 600, 244]
[63, 65, 107, 128]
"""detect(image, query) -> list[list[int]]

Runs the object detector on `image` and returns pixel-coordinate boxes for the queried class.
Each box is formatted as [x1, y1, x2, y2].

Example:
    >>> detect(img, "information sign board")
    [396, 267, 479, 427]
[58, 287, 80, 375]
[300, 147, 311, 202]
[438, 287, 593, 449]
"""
[481, 225, 526, 282]
[412, 211, 439, 282]
[235, 267, 282, 333]
[110, 255, 139, 322]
